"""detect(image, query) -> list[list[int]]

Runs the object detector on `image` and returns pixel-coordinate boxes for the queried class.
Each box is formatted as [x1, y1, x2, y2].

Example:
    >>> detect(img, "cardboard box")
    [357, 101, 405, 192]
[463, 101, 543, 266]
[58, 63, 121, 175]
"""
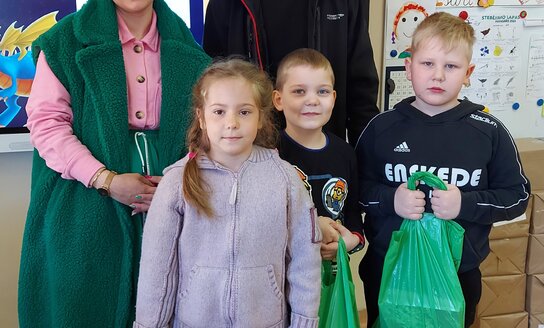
[529, 312, 544, 328]
[532, 191, 544, 235]
[527, 234, 544, 275]
[477, 274, 526, 317]
[473, 311, 528, 328]
[527, 274, 544, 314]
[480, 236, 528, 276]
[489, 208, 530, 240]
[516, 138, 544, 191]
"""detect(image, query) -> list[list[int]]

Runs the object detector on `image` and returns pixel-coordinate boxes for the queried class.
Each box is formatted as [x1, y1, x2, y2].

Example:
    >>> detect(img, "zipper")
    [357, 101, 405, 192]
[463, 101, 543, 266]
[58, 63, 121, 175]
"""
[314, 1, 321, 51]
[216, 160, 247, 326]
[241, 0, 264, 70]
[229, 179, 238, 205]
[246, 17, 254, 61]
[227, 173, 239, 326]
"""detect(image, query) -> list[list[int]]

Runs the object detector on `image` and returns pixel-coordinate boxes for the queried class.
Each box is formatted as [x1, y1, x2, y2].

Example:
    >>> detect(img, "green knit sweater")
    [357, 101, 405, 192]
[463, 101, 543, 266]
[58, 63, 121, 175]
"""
[18, 0, 210, 327]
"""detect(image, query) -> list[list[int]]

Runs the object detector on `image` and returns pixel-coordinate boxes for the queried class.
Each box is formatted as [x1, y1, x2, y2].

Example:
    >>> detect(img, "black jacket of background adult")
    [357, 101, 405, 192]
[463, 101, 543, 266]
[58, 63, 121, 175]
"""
[203, 0, 379, 145]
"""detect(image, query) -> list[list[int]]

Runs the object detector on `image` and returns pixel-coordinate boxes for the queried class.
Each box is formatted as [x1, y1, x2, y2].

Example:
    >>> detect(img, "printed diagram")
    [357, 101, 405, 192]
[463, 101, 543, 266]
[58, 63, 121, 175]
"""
[526, 35, 544, 98]
[0, 12, 57, 127]
[460, 14, 523, 111]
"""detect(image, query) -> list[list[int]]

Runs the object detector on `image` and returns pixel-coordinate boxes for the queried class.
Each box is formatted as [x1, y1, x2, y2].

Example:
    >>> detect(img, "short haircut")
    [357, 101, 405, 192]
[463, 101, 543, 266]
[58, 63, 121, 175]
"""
[411, 12, 475, 61]
[275, 48, 335, 90]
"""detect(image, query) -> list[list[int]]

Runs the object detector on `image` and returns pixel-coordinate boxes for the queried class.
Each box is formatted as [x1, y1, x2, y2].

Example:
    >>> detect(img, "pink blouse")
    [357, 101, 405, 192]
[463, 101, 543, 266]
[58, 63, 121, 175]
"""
[26, 10, 162, 186]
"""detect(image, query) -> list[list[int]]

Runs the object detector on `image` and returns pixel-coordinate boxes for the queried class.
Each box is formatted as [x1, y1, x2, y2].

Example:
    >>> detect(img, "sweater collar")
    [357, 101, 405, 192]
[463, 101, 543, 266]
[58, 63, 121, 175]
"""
[394, 96, 484, 123]
[166, 146, 277, 173]
[197, 146, 276, 170]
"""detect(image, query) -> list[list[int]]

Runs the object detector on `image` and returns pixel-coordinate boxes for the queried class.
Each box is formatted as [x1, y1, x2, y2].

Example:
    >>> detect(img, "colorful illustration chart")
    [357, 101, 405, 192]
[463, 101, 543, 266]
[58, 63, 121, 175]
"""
[383, 0, 544, 138]
[459, 11, 524, 110]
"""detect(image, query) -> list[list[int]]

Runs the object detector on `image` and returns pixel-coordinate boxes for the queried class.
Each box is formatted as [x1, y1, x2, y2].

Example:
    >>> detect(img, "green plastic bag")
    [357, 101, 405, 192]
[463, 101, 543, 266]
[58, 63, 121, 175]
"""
[318, 237, 360, 328]
[375, 171, 466, 328]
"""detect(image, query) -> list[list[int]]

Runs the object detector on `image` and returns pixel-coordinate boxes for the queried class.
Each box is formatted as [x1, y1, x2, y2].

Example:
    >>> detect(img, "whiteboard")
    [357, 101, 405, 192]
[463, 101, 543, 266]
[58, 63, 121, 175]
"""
[382, 0, 544, 138]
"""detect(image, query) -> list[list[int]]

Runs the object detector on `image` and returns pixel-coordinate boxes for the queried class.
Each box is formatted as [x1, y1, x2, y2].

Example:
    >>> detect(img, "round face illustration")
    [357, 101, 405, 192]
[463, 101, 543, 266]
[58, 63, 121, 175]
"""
[392, 3, 428, 58]
[395, 9, 427, 54]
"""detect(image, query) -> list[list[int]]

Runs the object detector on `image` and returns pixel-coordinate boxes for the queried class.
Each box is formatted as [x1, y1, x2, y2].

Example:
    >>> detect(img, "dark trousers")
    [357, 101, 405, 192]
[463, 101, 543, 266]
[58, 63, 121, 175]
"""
[360, 249, 482, 328]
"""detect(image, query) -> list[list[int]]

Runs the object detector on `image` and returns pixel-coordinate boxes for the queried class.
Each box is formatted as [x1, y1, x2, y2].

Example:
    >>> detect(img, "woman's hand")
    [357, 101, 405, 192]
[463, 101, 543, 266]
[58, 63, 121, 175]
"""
[95, 172, 162, 214]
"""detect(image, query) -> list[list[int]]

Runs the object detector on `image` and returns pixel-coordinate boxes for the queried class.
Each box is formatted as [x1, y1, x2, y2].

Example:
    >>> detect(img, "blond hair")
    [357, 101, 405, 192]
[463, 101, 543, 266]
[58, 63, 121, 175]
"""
[275, 48, 335, 90]
[411, 12, 475, 61]
[183, 58, 277, 217]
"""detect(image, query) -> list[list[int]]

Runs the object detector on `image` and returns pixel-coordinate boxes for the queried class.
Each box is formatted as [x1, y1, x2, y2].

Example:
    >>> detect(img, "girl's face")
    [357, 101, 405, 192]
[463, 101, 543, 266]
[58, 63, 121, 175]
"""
[198, 77, 261, 171]
[113, 0, 153, 15]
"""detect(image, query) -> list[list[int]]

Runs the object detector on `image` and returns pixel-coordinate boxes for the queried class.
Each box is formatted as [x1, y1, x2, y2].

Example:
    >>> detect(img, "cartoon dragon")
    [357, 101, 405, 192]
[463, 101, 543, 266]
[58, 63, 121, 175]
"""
[0, 12, 57, 127]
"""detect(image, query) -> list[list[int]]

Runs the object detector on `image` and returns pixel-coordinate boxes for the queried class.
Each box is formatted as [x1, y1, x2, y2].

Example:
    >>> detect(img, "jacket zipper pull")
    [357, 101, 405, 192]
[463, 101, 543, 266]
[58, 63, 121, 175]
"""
[229, 180, 238, 205]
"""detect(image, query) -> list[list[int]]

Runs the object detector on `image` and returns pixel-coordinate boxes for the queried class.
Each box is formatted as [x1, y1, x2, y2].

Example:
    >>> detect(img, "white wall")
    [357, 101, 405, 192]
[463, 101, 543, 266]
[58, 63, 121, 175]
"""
[0, 151, 32, 328]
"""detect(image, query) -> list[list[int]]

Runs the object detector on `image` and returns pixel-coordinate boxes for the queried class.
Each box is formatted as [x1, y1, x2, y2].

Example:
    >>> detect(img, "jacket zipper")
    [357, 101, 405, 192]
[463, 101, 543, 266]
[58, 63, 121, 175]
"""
[227, 174, 239, 326]
[313, 0, 321, 51]
[241, 0, 264, 70]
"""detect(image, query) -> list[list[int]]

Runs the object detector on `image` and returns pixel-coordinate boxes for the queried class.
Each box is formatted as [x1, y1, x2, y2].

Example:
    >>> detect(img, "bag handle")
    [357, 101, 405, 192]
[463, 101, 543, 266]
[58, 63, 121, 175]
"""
[406, 171, 447, 191]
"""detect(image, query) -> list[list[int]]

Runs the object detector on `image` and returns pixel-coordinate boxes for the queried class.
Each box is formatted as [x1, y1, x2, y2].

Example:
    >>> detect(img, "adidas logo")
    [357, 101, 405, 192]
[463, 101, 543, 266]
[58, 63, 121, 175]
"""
[393, 142, 410, 153]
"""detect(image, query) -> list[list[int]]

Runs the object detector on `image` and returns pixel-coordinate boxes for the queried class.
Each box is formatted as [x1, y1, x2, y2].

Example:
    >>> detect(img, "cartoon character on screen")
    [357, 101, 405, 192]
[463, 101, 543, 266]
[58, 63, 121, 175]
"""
[391, 2, 428, 59]
[0, 12, 57, 127]
[323, 177, 348, 221]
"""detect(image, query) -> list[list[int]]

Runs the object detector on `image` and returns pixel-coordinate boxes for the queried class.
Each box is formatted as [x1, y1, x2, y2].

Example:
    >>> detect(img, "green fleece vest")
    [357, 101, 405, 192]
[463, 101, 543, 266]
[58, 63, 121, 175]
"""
[19, 0, 210, 327]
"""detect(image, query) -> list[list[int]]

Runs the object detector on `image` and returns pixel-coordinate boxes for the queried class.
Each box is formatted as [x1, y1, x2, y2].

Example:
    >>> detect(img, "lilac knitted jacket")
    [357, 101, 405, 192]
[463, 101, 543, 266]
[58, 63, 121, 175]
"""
[134, 146, 322, 328]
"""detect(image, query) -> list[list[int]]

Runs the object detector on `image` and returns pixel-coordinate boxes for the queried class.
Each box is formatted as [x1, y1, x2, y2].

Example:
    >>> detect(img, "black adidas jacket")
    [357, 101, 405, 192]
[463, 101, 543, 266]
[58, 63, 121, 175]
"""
[202, 0, 379, 145]
[355, 97, 531, 273]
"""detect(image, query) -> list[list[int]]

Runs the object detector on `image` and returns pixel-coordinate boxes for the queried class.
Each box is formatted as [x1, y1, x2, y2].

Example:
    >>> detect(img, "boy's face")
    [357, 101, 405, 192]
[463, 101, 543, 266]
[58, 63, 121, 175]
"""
[273, 65, 336, 135]
[405, 37, 475, 116]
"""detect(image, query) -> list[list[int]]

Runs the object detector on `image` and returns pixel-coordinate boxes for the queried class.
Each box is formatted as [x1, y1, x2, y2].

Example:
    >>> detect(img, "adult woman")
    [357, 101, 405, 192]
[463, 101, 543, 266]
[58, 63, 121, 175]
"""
[18, 0, 210, 326]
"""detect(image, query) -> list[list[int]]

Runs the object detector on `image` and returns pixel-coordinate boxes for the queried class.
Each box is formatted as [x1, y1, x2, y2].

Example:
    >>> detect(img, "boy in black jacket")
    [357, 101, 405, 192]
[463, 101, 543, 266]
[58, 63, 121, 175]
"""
[274, 48, 365, 259]
[355, 12, 530, 327]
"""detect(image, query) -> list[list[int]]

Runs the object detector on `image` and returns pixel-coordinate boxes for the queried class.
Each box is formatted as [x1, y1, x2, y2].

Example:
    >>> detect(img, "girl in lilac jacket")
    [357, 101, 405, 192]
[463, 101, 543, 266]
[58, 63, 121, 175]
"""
[134, 59, 322, 328]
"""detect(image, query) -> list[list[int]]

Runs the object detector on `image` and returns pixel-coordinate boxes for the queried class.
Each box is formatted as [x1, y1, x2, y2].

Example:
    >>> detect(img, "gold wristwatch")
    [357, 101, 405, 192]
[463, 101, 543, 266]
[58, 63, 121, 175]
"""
[97, 171, 117, 197]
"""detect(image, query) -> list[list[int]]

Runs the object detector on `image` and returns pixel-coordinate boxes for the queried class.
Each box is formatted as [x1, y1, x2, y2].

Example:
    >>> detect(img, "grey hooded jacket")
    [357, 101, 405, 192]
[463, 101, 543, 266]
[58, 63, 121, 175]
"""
[134, 146, 322, 328]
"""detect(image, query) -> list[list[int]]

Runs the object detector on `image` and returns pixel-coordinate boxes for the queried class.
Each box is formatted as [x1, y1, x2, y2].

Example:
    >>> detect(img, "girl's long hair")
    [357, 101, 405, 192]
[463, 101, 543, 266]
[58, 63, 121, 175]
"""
[183, 58, 277, 217]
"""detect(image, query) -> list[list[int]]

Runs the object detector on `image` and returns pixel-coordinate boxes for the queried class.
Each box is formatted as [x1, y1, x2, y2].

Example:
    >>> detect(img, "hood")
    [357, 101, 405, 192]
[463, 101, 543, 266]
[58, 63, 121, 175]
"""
[162, 145, 278, 175]
[394, 96, 485, 124]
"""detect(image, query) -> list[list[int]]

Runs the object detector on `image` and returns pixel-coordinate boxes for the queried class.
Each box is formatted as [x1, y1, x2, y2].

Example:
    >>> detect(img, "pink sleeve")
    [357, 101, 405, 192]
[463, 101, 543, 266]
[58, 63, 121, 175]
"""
[26, 52, 104, 187]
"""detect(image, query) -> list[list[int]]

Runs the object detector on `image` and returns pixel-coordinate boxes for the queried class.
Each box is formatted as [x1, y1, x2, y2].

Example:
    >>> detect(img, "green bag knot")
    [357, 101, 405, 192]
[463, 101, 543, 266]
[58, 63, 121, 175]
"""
[407, 171, 447, 191]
